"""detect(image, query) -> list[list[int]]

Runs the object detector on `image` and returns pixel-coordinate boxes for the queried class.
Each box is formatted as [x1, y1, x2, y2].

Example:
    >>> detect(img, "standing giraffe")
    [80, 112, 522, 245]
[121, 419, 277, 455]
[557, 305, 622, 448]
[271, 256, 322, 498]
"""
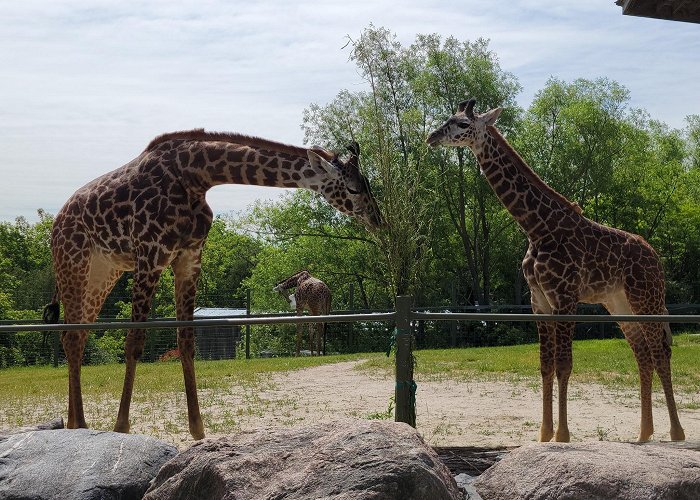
[427, 98, 684, 443]
[44, 132, 382, 439]
[273, 270, 331, 356]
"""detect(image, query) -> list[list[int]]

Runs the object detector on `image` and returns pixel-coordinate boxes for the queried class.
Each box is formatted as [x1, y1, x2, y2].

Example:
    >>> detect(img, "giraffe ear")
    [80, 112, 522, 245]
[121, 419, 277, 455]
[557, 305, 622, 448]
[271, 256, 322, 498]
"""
[482, 107, 503, 126]
[307, 150, 340, 178]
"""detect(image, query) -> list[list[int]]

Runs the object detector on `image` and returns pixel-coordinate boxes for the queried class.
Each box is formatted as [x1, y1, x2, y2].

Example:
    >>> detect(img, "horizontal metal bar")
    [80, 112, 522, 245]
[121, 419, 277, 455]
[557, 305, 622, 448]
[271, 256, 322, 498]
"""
[0, 312, 397, 333]
[411, 312, 700, 323]
[3, 309, 700, 334]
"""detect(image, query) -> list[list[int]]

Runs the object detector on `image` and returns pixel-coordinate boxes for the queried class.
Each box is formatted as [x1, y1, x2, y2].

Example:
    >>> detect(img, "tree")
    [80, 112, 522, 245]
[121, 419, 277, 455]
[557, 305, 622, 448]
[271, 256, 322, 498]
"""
[304, 28, 524, 306]
[198, 216, 263, 306]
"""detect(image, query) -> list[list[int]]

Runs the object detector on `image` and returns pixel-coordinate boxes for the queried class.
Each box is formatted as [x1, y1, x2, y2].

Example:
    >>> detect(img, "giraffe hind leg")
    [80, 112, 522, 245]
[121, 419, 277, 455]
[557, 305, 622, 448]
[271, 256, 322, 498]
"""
[642, 322, 685, 441]
[58, 252, 123, 429]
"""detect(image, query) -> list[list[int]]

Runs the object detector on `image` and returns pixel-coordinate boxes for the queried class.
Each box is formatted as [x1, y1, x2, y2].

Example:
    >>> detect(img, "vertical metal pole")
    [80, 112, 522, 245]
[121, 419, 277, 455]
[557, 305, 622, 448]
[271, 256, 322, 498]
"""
[245, 289, 251, 360]
[450, 281, 457, 347]
[348, 282, 355, 352]
[394, 295, 415, 427]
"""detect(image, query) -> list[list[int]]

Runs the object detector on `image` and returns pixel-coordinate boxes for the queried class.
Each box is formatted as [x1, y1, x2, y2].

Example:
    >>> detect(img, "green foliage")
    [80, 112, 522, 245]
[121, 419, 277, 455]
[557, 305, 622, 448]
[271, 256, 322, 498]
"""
[2, 26, 700, 367]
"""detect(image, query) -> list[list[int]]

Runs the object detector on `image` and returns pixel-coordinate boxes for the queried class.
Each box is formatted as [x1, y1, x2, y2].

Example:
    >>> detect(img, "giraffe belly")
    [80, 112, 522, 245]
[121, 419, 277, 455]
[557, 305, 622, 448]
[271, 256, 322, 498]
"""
[90, 248, 135, 272]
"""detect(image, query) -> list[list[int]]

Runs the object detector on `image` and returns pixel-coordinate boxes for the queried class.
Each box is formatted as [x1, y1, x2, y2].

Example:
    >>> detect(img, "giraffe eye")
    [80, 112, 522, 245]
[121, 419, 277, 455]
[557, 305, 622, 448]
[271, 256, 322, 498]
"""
[457, 122, 469, 129]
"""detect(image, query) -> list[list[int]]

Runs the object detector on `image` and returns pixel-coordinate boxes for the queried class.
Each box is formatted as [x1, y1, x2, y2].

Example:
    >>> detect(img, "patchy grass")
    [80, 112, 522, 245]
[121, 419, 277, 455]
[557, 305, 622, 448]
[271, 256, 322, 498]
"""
[359, 334, 700, 394]
[0, 353, 372, 432]
[1, 335, 697, 440]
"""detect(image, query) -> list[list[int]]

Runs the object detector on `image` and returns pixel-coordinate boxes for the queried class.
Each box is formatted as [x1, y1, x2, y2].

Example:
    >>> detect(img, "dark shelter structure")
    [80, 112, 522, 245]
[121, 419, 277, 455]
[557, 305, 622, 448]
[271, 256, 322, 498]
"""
[193, 307, 245, 360]
[616, 0, 700, 24]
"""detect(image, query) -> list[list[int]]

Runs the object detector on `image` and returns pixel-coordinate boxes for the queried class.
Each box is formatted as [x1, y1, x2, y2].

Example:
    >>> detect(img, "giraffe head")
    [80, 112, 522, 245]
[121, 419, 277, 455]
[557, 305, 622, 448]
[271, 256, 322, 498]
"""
[307, 142, 384, 230]
[426, 98, 503, 149]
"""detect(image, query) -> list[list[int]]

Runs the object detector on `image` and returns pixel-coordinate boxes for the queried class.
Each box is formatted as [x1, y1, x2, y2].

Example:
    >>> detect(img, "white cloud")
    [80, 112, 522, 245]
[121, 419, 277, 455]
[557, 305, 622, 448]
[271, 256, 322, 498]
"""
[1, 0, 699, 222]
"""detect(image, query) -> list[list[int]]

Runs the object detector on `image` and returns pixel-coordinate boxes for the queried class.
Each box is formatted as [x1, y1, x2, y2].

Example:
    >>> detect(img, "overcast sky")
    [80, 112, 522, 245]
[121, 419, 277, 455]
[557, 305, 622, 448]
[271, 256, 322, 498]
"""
[1, 0, 698, 223]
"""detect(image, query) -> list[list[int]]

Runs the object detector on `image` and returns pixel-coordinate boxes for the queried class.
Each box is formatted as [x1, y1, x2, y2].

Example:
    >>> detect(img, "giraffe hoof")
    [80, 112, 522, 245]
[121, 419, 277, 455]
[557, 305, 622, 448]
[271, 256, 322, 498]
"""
[114, 421, 130, 434]
[189, 419, 205, 440]
[670, 427, 685, 442]
[554, 429, 570, 442]
[539, 426, 554, 442]
[190, 427, 205, 440]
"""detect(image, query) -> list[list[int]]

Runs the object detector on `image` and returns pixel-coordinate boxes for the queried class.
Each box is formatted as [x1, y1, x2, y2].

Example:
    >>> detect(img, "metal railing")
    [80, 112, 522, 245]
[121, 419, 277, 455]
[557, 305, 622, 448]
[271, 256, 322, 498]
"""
[2, 295, 700, 428]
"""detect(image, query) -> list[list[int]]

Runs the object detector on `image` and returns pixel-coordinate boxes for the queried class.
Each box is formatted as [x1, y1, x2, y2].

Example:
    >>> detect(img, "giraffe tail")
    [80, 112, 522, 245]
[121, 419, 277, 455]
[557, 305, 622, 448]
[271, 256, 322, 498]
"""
[663, 307, 673, 347]
[42, 289, 61, 324]
[663, 323, 673, 347]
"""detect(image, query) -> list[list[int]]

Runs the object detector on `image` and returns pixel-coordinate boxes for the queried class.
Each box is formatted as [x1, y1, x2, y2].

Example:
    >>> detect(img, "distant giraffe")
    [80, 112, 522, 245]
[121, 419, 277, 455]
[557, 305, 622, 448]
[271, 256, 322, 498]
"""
[44, 132, 382, 440]
[427, 98, 684, 443]
[274, 270, 331, 355]
[159, 348, 180, 362]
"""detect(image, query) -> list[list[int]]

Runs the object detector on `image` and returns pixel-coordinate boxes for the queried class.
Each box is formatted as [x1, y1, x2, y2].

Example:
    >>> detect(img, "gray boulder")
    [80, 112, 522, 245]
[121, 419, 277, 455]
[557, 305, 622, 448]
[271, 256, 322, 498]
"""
[145, 419, 462, 500]
[0, 417, 64, 441]
[474, 441, 700, 500]
[0, 428, 177, 500]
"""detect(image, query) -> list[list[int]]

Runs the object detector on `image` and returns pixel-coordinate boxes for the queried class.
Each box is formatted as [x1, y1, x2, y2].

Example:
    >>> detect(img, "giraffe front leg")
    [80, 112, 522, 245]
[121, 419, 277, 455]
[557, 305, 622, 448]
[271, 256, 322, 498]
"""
[173, 251, 205, 440]
[115, 263, 163, 434]
[114, 327, 146, 434]
[295, 305, 304, 356]
[537, 320, 555, 442]
[621, 323, 655, 442]
[552, 316, 574, 443]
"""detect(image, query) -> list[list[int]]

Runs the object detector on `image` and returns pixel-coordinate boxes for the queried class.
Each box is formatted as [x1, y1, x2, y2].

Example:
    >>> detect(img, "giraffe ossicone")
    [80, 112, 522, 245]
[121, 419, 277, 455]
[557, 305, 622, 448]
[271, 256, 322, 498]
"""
[273, 270, 331, 356]
[427, 98, 684, 443]
[44, 131, 381, 440]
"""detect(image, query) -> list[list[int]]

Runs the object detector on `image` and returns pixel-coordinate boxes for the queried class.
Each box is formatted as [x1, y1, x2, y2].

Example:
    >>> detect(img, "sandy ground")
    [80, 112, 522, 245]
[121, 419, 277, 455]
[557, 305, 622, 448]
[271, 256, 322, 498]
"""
[6, 360, 697, 451]
[191, 360, 700, 450]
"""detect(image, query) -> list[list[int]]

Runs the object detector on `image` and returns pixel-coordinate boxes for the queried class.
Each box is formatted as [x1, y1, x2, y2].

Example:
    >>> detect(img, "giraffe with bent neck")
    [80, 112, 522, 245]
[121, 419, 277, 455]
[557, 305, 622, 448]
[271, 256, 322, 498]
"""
[45, 131, 382, 439]
[273, 270, 331, 356]
[427, 98, 684, 443]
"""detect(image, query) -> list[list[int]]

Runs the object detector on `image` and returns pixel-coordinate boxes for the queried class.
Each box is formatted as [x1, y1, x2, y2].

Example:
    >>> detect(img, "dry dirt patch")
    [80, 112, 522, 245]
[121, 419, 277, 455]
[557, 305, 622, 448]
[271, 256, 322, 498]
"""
[193, 360, 700, 450]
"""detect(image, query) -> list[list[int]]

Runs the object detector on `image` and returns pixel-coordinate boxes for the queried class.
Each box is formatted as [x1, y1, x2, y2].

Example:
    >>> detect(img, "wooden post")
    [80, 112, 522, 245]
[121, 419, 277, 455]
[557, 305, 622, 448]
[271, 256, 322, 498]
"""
[450, 281, 457, 347]
[394, 295, 416, 427]
[245, 289, 251, 360]
[348, 282, 355, 352]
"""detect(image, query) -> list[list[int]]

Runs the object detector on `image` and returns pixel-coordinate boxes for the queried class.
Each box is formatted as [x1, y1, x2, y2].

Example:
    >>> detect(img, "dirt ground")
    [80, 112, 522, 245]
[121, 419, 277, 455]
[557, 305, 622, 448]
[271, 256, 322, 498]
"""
[187, 360, 700, 450]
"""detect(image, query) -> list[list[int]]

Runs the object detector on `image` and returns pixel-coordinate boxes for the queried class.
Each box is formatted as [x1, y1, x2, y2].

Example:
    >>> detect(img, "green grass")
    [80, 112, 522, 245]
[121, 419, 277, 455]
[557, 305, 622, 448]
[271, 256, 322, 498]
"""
[1, 336, 697, 439]
[361, 333, 700, 393]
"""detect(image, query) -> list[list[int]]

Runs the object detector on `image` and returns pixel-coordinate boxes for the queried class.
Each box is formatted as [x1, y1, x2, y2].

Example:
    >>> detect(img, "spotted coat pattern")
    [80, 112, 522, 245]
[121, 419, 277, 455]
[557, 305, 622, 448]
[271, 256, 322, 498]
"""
[273, 270, 331, 356]
[47, 130, 383, 440]
[427, 99, 684, 443]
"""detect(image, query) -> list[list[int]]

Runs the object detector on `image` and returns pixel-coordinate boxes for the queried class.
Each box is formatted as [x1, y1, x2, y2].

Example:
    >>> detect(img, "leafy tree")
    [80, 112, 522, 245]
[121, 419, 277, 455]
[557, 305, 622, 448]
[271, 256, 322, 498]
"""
[198, 215, 263, 306]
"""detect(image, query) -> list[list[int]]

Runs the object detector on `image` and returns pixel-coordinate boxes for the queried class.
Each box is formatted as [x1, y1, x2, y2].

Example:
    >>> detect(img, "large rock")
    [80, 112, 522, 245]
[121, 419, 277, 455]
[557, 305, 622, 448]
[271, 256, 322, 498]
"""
[0, 428, 177, 500]
[0, 417, 65, 440]
[145, 420, 462, 500]
[474, 441, 700, 500]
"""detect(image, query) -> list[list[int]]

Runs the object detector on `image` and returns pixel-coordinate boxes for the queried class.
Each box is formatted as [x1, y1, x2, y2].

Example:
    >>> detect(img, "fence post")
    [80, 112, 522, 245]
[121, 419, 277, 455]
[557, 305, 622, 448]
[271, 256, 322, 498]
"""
[450, 281, 457, 347]
[394, 295, 416, 427]
[348, 282, 355, 352]
[245, 289, 251, 360]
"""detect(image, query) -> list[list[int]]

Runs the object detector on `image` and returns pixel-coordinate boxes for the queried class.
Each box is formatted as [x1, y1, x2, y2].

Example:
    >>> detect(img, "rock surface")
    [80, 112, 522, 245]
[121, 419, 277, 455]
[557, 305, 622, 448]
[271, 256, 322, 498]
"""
[473, 441, 700, 500]
[145, 419, 462, 500]
[0, 428, 177, 500]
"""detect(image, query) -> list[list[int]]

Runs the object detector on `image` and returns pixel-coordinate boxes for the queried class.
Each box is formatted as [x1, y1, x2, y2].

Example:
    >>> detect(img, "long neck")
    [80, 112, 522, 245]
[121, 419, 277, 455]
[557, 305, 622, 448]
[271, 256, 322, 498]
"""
[148, 132, 329, 194]
[472, 126, 581, 240]
[276, 272, 310, 290]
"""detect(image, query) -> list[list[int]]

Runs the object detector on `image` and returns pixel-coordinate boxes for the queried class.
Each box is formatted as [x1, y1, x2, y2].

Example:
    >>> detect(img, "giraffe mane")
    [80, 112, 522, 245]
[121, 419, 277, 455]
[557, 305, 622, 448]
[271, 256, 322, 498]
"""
[276, 269, 311, 286]
[487, 125, 580, 213]
[144, 129, 335, 161]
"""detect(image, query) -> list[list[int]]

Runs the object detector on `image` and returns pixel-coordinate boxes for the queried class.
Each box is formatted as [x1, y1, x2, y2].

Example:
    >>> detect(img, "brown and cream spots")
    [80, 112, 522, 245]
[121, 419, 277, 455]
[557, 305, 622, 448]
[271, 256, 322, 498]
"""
[44, 130, 382, 440]
[273, 270, 331, 356]
[427, 98, 684, 443]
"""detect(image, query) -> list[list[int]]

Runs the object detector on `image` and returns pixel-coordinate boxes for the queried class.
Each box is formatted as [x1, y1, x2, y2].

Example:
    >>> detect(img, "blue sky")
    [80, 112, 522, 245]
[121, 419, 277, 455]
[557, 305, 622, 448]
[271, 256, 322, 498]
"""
[1, 0, 698, 222]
